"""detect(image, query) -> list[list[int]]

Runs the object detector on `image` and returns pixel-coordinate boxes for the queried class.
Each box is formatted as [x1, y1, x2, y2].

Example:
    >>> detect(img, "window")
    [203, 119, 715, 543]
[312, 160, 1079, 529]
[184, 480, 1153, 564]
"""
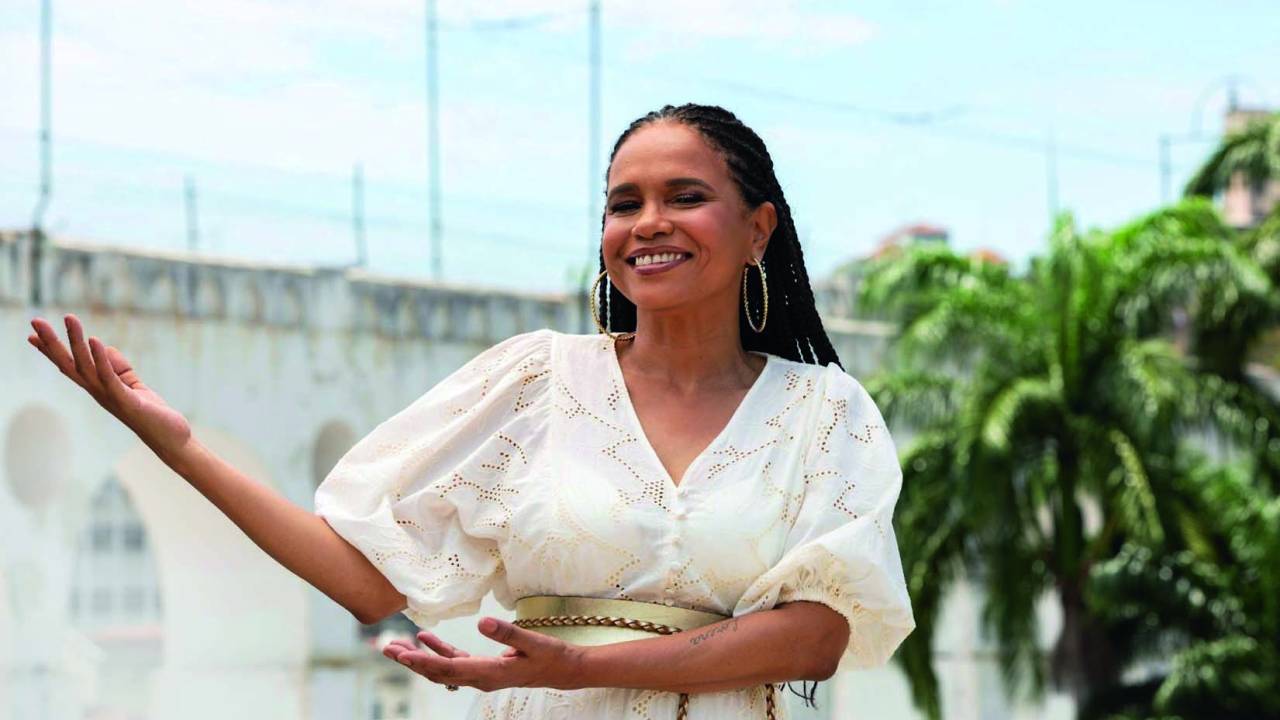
[70, 476, 163, 629]
[123, 525, 145, 552]
[91, 523, 113, 552]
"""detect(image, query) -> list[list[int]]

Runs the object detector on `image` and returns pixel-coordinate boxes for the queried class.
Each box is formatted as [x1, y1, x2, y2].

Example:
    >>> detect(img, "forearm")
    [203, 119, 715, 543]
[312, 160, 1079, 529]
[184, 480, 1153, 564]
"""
[573, 601, 846, 695]
[161, 436, 405, 624]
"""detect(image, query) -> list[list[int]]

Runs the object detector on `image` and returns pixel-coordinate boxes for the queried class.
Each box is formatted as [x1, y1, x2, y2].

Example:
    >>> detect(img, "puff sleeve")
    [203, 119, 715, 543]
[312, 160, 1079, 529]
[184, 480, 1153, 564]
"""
[314, 328, 553, 629]
[734, 363, 916, 671]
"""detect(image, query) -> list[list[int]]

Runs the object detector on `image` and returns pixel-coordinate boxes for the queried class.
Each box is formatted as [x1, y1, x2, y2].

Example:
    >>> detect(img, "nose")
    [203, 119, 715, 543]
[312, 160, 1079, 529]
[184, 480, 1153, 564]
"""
[632, 201, 674, 240]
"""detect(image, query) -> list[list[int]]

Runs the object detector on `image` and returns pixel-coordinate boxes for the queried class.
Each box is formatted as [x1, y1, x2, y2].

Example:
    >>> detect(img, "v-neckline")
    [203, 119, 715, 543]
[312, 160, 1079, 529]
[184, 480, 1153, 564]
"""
[602, 336, 774, 492]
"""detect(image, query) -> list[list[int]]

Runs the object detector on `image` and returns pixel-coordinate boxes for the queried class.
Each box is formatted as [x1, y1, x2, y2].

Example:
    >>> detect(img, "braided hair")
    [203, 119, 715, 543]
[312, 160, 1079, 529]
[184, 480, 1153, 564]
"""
[596, 103, 843, 371]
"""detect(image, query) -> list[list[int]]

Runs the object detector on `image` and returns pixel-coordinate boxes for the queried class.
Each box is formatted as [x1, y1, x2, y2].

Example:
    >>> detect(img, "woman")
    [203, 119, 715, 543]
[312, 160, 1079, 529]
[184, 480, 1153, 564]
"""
[26, 103, 915, 719]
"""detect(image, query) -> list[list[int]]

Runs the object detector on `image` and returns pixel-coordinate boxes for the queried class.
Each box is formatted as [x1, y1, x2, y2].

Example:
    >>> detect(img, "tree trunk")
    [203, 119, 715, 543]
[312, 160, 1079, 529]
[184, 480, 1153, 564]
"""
[1051, 579, 1122, 712]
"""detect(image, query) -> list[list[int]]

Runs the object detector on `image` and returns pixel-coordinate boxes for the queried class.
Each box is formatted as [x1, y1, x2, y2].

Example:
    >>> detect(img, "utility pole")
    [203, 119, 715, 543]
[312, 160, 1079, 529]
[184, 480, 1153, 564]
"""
[31, 0, 52, 231]
[425, 0, 443, 280]
[183, 175, 199, 252]
[1045, 127, 1059, 224]
[582, 0, 601, 332]
[352, 163, 367, 267]
[1159, 133, 1172, 203]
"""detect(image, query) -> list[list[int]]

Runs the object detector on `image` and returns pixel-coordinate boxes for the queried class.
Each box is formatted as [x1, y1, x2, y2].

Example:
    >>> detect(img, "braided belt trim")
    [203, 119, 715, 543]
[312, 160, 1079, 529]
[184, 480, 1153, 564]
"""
[512, 615, 777, 720]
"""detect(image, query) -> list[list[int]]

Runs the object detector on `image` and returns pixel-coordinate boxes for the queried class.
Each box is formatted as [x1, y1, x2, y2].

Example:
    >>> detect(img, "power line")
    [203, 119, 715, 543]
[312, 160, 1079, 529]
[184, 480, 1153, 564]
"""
[440, 9, 584, 32]
[31, 0, 52, 231]
[488, 31, 1162, 170]
[425, 0, 443, 280]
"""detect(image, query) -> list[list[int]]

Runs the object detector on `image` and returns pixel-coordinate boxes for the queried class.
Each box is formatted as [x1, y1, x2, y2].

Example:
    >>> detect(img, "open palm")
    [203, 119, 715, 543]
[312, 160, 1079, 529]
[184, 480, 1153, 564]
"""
[27, 313, 192, 459]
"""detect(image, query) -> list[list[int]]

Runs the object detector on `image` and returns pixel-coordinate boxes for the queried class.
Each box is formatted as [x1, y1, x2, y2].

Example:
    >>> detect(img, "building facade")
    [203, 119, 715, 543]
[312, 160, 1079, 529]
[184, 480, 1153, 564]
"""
[0, 231, 1070, 720]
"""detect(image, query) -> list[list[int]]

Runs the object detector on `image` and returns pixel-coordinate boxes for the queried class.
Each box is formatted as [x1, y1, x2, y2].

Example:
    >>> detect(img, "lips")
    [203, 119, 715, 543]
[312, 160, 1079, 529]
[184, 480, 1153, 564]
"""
[630, 253, 690, 275]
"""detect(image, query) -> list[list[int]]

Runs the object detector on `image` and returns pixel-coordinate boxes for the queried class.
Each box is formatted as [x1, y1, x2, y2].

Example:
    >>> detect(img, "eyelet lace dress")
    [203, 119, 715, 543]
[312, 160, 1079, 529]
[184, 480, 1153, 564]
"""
[315, 329, 916, 719]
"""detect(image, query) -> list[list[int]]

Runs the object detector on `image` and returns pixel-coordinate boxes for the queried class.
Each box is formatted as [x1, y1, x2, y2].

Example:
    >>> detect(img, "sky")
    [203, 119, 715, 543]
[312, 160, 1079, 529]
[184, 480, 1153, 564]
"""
[1, 0, 1278, 294]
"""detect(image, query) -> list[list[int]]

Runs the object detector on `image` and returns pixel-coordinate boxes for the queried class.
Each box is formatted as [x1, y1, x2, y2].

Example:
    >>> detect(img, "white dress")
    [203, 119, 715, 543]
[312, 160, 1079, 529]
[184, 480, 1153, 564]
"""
[315, 328, 915, 719]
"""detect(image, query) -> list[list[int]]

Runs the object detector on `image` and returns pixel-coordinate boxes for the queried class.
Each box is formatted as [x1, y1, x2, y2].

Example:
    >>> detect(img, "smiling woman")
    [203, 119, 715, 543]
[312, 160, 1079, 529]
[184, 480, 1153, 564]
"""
[25, 103, 915, 720]
[595, 104, 838, 367]
[318, 104, 916, 719]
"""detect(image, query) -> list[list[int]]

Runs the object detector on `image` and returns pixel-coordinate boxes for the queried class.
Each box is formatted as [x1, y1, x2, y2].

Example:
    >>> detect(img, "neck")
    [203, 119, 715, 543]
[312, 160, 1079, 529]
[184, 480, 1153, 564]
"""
[615, 307, 762, 394]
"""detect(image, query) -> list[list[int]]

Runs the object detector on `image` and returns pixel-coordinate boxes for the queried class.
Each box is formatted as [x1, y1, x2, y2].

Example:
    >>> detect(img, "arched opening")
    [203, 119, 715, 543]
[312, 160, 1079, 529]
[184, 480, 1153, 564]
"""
[114, 425, 308, 719]
[68, 475, 163, 720]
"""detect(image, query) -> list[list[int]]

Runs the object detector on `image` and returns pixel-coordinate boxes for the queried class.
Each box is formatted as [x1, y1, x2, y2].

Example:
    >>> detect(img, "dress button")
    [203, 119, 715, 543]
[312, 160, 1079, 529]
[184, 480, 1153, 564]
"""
[674, 509, 687, 520]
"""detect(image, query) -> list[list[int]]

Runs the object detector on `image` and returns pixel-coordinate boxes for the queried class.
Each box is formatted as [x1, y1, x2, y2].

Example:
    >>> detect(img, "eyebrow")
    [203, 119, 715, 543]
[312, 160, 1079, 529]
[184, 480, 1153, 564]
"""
[606, 177, 714, 200]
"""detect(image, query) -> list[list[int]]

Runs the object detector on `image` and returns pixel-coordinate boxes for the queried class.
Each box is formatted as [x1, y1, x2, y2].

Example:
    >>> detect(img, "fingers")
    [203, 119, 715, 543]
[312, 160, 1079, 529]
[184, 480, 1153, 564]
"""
[417, 631, 470, 658]
[63, 314, 105, 395]
[29, 317, 88, 390]
[104, 345, 141, 389]
[396, 651, 507, 690]
[478, 617, 553, 656]
[382, 634, 515, 692]
[89, 336, 129, 403]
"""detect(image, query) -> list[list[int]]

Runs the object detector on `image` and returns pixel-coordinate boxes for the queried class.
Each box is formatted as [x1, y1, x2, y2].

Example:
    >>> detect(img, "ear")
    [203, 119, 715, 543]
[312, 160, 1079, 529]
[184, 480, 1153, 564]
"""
[749, 201, 777, 261]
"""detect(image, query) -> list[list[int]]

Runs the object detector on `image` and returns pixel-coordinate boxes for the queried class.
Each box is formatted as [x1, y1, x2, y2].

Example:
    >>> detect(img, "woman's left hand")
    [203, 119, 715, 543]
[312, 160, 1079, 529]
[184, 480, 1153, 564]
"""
[382, 617, 587, 692]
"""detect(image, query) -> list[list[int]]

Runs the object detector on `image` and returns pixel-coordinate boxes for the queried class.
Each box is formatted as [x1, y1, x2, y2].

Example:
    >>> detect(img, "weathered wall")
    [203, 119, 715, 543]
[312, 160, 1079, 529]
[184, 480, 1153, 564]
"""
[0, 230, 1068, 720]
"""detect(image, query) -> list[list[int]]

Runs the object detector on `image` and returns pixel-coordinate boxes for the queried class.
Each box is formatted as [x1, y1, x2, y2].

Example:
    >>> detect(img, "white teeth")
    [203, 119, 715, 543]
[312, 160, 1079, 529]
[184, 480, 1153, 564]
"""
[634, 252, 686, 267]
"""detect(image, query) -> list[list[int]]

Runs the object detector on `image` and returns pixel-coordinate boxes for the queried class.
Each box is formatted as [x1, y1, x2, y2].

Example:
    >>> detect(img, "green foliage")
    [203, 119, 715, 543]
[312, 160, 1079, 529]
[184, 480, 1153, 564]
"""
[1086, 458, 1280, 719]
[859, 199, 1280, 719]
[1184, 112, 1280, 198]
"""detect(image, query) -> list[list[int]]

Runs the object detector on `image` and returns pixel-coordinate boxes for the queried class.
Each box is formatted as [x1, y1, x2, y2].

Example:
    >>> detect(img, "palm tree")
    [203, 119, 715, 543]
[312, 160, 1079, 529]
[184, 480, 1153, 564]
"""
[1084, 453, 1280, 719]
[858, 201, 1280, 718]
[1184, 111, 1280, 201]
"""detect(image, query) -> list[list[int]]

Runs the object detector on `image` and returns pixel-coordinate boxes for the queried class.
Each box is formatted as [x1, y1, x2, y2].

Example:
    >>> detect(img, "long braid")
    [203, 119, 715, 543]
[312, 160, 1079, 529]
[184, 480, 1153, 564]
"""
[596, 103, 843, 371]
[595, 104, 838, 710]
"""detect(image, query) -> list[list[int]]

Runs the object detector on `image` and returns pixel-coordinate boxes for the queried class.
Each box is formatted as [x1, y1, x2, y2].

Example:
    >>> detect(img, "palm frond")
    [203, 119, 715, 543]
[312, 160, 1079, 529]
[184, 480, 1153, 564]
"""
[862, 369, 961, 429]
[979, 376, 1061, 454]
[1183, 113, 1280, 197]
[1105, 429, 1164, 545]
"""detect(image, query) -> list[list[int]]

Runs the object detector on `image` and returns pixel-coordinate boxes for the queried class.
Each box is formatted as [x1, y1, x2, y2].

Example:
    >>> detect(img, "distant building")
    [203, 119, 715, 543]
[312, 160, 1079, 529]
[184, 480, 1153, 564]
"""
[966, 246, 1008, 266]
[866, 222, 950, 261]
[1220, 107, 1280, 228]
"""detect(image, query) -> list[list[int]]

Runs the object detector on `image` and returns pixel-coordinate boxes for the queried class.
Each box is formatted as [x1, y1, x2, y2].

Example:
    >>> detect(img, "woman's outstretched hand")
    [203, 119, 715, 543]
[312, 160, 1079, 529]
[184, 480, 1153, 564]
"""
[382, 617, 586, 692]
[27, 313, 192, 460]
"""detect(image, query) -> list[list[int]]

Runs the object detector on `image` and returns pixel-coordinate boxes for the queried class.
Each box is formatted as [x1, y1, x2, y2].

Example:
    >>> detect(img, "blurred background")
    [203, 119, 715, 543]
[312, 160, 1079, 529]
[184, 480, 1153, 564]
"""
[2, 1, 1278, 719]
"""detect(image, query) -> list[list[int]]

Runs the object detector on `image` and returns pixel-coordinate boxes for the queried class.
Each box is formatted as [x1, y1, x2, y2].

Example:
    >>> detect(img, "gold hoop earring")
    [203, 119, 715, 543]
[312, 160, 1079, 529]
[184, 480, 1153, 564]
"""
[743, 256, 768, 333]
[590, 269, 636, 342]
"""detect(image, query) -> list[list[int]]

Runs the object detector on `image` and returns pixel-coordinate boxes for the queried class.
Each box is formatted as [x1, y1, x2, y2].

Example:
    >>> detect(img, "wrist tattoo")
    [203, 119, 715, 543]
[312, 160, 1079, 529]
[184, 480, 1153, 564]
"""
[688, 618, 739, 647]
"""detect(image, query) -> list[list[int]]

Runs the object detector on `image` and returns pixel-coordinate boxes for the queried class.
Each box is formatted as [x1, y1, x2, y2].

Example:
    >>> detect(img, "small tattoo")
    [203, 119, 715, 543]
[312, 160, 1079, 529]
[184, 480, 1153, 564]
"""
[688, 618, 739, 647]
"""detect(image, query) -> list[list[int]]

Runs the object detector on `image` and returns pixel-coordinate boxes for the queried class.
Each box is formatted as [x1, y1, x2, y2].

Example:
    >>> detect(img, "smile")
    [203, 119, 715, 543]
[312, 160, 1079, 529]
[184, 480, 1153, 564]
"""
[628, 252, 691, 276]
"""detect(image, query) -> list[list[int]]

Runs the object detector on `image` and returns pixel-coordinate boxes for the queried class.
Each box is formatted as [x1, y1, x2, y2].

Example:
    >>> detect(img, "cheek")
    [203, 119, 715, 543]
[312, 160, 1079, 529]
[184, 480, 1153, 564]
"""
[601, 217, 633, 260]
[681, 207, 749, 262]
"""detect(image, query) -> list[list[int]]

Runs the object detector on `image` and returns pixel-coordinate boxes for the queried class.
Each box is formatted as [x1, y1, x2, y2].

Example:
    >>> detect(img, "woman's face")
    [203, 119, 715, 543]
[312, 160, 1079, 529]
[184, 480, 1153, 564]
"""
[602, 121, 775, 317]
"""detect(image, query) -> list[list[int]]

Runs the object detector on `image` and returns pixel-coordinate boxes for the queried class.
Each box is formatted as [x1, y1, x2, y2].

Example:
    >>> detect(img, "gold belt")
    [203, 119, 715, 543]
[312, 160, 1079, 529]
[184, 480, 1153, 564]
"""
[513, 595, 778, 720]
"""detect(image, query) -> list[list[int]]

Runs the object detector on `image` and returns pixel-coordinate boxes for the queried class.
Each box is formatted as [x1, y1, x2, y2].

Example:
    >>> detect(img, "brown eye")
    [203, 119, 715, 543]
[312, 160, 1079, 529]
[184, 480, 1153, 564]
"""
[673, 193, 705, 204]
[609, 201, 640, 213]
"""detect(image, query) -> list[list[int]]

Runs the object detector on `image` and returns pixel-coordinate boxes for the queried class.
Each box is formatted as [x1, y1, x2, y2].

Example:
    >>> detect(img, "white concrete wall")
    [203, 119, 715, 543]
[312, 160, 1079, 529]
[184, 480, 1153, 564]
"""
[0, 230, 1072, 719]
